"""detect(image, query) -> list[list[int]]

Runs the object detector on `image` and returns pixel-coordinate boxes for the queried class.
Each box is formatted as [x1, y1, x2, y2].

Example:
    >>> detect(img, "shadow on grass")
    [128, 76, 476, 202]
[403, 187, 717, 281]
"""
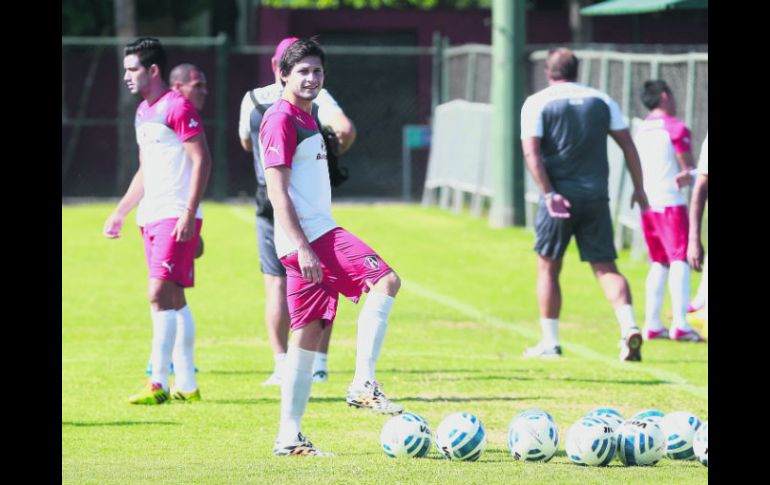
[62, 421, 179, 427]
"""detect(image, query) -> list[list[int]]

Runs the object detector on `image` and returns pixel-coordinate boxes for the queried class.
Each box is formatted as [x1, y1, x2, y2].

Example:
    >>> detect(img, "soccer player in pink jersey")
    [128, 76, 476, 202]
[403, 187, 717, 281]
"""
[238, 38, 357, 387]
[260, 38, 402, 456]
[686, 134, 708, 329]
[104, 38, 213, 404]
[635, 80, 704, 342]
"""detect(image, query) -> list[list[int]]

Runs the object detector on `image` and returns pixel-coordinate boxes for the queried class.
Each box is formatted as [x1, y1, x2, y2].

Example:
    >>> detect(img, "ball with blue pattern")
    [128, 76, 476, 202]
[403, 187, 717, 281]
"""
[615, 419, 665, 466]
[380, 412, 432, 458]
[434, 412, 487, 461]
[631, 409, 665, 426]
[661, 411, 702, 460]
[584, 407, 624, 431]
[693, 421, 708, 467]
[507, 409, 560, 462]
[565, 416, 617, 466]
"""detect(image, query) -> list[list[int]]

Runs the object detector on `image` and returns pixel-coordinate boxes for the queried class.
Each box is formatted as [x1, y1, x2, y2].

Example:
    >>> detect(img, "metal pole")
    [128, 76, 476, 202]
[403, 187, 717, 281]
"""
[490, 0, 525, 227]
[431, 31, 441, 113]
[213, 32, 229, 200]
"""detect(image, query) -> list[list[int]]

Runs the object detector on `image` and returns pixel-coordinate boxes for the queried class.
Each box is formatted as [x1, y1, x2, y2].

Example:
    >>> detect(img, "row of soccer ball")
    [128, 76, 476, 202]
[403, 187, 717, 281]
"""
[380, 407, 708, 467]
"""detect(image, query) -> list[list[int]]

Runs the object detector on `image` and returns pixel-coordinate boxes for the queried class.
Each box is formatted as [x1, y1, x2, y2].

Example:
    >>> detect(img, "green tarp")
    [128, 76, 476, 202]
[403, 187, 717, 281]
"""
[581, 0, 708, 16]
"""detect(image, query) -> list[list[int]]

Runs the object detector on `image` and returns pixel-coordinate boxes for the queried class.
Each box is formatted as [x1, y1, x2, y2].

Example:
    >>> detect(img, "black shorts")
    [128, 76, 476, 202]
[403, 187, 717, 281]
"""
[256, 215, 286, 276]
[533, 198, 617, 262]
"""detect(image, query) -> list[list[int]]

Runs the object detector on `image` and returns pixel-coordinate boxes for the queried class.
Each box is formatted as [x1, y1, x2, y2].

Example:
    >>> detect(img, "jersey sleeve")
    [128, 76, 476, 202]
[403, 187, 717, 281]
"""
[520, 97, 543, 139]
[260, 112, 297, 169]
[166, 96, 204, 142]
[606, 96, 628, 131]
[238, 91, 253, 140]
[697, 135, 708, 175]
[669, 120, 693, 155]
[315, 88, 344, 127]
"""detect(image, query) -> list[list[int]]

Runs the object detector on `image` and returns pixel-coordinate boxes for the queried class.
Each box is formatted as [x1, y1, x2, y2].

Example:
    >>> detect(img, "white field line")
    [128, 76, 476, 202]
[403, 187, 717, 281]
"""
[229, 205, 707, 401]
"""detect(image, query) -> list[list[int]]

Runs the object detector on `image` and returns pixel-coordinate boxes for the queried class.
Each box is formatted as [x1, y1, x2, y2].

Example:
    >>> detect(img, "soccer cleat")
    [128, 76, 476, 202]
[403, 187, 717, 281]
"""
[273, 433, 334, 457]
[312, 370, 329, 383]
[643, 327, 669, 340]
[523, 343, 562, 358]
[671, 327, 705, 342]
[346, 380, 404, 415]
[619, 329, 643, 362]
[128, 381, 171, 405]
[171, 387, 201, 402]
[262, 372, 282, 386]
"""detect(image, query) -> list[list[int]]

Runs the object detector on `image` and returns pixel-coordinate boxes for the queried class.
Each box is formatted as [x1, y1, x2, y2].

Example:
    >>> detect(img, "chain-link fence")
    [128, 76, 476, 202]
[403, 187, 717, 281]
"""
[62, 36, 438, 200]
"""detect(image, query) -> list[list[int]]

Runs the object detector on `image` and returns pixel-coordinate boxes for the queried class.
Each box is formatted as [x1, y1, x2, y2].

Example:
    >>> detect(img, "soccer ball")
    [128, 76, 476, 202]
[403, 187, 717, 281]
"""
[693, 421, 708, 467]
[434, 412, 487, 461]
[615, 419, 665, 466]
[507, 409, 560, 462]
[565, 416, 617, 466]
[380, 412, 432, 458]
[631, 409, 665, 425]
[661, 411, 702, 460]
[584, 408, 624, 431]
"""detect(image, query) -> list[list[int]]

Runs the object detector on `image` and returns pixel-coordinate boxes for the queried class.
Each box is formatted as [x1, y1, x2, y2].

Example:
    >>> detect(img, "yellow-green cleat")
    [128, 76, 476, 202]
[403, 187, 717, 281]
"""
[171, 387, 201, 402]
[129, 381, 171, 405]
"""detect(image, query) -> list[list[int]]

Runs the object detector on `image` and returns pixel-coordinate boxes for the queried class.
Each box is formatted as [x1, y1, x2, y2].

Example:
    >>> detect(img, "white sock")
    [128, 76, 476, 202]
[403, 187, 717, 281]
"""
[352, 291, 395, 389]
[644, 263, 668, 330]
[614, 304, 638, 337]
[313, 352, 327, 374]
[274, 352, 286, 376]
[539, 318, 560, 348]
[172, 305, 197, 392]
[690, 255, 708, 309]
[277, 346, 315, 444]
[669, 261, 692, 330]
[150, 309, 177, 390]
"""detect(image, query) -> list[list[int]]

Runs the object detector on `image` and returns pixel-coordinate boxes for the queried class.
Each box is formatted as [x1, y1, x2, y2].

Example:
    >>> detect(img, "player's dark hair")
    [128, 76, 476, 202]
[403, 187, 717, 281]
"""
[545, 47, 579, 82]
[124, 37, 168, 83]
[641, 80, 672, 110]
[278, 36, 326, 85]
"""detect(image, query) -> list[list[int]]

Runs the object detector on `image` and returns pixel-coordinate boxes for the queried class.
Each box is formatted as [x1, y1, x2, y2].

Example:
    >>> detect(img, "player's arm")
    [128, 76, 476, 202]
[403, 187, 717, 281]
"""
[238, 92, 253, 152]
[265, 166, 323, 284]
[323, 111, 356, 155]
[521, 136, 570, 218]
[173, 134, 212, 242]
[687, 173, 708, 271]
[104, 154, 145, 238]
[609, 129, 649, 211]
[673, 127, 697, 188]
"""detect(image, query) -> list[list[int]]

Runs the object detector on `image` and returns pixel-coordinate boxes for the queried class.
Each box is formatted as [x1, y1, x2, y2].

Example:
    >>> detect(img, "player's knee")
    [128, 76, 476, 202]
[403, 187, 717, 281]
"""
[377, 271, 401, 296]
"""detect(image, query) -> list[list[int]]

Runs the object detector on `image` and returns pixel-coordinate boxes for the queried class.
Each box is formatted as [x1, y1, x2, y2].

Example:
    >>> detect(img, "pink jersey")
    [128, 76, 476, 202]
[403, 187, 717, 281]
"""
[259, 99, 337, 258]
[635, 113, 692, 207]
[134, 90, 204, 226]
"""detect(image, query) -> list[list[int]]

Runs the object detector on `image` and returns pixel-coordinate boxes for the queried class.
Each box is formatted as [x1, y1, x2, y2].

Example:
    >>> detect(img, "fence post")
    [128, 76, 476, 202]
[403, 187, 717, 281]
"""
[213, 32, 229, 200]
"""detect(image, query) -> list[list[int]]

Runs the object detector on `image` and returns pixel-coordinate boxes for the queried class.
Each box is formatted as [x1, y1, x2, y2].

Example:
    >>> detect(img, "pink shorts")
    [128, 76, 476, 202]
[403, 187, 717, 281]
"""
[280, 227, 394, 330]
[641, 206, 688, 264]
[140, 217, 202, 288]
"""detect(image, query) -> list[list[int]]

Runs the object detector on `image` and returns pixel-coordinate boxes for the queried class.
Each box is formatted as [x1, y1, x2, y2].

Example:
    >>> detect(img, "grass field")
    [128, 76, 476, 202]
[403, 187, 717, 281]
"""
[62, 202, 707, 484]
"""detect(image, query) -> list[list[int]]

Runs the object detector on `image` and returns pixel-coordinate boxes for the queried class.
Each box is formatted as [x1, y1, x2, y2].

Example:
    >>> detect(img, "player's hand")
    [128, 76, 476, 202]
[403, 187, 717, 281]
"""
[631, 189, 649, 212]
[298, 243, 323, 284]
[545, 193, 571, 219]
[103, 214, 124, 239]
[675, 170, 693, 189]
[687, 237, 704, 271]
[171, 211, 196, 242]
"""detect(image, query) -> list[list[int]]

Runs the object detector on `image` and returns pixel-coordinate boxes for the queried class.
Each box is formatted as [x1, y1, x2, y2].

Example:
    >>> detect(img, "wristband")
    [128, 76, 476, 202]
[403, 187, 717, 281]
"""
[544, 191, 556, 199]
[185, 207, 196, 213]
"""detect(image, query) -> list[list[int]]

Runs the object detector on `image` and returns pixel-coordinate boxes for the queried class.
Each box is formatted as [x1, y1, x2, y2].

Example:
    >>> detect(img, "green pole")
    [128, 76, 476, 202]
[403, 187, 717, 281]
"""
[490, 0, 526, 227]
[213, 32, 229, 200]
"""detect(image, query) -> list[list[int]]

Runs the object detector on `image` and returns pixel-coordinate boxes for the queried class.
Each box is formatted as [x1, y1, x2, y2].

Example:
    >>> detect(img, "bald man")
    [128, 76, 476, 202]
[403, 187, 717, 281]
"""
[520, 47, 649, 361]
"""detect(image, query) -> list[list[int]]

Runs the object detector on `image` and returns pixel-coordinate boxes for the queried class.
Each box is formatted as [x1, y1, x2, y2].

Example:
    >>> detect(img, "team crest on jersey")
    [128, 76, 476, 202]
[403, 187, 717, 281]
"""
[364, 255, 380, 270]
